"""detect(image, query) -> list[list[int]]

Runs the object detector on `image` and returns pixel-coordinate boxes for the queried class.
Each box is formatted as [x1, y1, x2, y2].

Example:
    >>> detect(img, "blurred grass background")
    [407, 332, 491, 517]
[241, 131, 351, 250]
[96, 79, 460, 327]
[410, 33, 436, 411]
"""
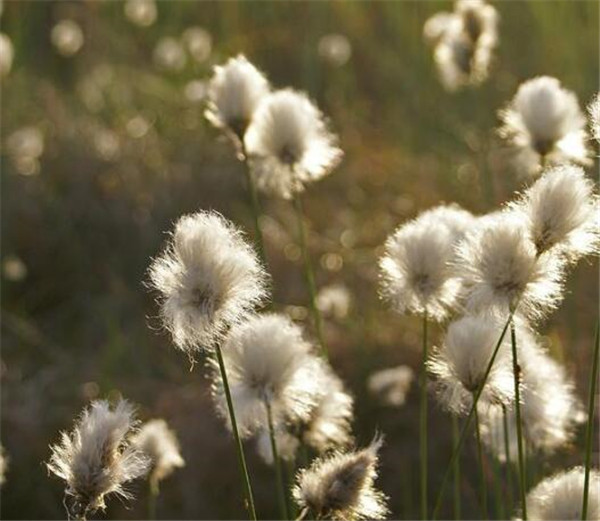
[1, 1, 598, 519]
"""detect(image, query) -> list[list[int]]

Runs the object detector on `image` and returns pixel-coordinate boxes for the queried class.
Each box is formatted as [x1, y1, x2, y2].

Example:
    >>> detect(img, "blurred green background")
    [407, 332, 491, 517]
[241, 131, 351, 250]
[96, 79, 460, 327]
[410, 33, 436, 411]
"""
[1, 1, 598, 519]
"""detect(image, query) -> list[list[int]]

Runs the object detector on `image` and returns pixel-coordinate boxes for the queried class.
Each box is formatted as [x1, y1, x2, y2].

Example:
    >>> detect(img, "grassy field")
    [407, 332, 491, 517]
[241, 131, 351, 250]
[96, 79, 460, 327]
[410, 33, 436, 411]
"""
[1, 1, 598, 519]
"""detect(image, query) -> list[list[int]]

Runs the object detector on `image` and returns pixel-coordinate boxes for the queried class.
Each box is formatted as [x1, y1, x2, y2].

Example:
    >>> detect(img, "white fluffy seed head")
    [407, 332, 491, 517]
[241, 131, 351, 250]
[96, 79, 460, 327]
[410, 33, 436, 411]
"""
[510, 165, 599, 262]
[256, 428, 301, 466]
[211, 313, 324, 436]
[244, 89, 343, 199]
[427, 313, 514, 414]
[47, 400, 150, 518]
[518, 467, 600, 520]
[148, 211, 269, 354]
[131, 419, 184, 486]
[588, 93, 600, 144]
[205, 55, 270, 139]
[379, 214, 464, 322]
[367, 365, 415, 407]
[498, 76, 591, 174]
[456, 212, 565, 321]
[293, 438, 389, 520]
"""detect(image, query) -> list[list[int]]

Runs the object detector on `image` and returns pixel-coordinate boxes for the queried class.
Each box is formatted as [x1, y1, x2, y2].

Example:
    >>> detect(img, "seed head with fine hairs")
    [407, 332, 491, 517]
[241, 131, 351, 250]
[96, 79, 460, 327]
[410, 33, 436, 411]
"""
[456, 212, 565, 321]
[379, 214, 464, 321]
[293, 437, 389, 520]
[244, 89, 343, 199]
[211, 313, 325, 436]
[131, 419, 184, 490]
[517, 467, 600, 520]
[498, 76, 591, 174]
[367, 365, 415, 407]
[427, 313, 514, 415]
[588, 93, 600, 144]
[47, 399, 150, 519]
[205, 55, 270, 142]
[148, 211, 269, 354]
[510, 165, 599, 263]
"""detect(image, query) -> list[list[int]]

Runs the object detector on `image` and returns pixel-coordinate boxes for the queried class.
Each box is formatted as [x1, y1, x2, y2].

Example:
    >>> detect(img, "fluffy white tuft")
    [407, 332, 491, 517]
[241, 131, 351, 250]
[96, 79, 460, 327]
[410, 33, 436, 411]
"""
[244, 89, 343, 199]
[211, 313, 324, 436]
[498, 76, 591, 175]
[456, 212, 565, 321]
[367, 365, 415, 407]
[427, 313, 514, 414]
[588, 93, 600, 144]
[148, 211, 269, 354]
[510, 165, 599, 262]
[293, 437, 389, 520]
[518, 467, 600, 520]
[131, 419, 184, 487]
[47, 399, 150, 518]
[205, 55, 270, 140]
[379, 212, 465, 321]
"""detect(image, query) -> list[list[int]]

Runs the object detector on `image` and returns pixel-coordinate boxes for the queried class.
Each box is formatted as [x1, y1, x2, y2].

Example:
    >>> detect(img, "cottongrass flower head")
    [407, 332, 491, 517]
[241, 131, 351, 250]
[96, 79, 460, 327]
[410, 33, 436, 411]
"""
[47, 399, 150, 519]
[316, 284, 352, 320]
[124, 0, 157, 27]
[498, 76, 591, 174]
[510, 165, 599, 262]
[588, 93, 600, 144]
[427, 313, 514, 414]
[256, 428, 301, 466]
[519, 467, 600, 520]
[456, 212, 565, 321]
[418, 203, 476, 243]
[379, 215, 463, 321]
[131, 419, 184, 489]
[148, 211, 269, 355]
[293, 437, 389, 520]
[51, 20, 84, 57]
[212, 313, 324, 436]
[367, 365, 415, 407]
[482, 332, 585, 462]
[205, 55, 270, 142]
[244, 89, 343, 199]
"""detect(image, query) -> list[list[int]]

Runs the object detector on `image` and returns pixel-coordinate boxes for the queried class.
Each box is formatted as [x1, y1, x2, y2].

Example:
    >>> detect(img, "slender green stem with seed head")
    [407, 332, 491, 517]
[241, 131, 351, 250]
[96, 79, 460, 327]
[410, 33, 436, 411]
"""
[215, 344, 258, 520]
[451, 415, 461, 520]
[420, 310, 429, 520]
[474, 403, 488, 519]
[265, 397, 290, 520]
[510, 318, 528, 520]
[582, 322, 600, 520]
[502, 404, 515, 510]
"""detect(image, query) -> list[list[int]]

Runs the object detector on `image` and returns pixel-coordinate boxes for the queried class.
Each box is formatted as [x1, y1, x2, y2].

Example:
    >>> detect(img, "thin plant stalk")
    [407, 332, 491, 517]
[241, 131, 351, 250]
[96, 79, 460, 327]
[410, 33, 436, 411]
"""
[215, 344, 258, 520]
[420, 310, 429, 520]
[510, 318, 528, 520]
[265, 397, 290, 520]
[451, 415, 461, 520]
[293, 195, 327, 358]
[491, 447, 506, 520]
[432, 306, 517, 519]
[474, 404, 488, 520]
[148, 479, 158, 520]
[502, 404, 514, 510]
[582, 322, 600, 520]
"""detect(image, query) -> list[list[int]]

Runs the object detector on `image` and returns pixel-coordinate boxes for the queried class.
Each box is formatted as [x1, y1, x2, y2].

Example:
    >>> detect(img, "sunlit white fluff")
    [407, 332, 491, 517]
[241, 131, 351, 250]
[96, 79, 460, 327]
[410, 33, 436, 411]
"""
[481, 331, 585, 462]
[379, 216, 463, 321]
[316, 284, 352, 320]
[588, 93, 600, 144]
[367, 365, 415, 407]
[293, 438, 389, 520]
[244, 89, 343, 199]
[47, 400, 150, 518]
[212, 313, 324, 436]
[427, 313, 514, 414]
[510, 165, 599, 262]
[418, 203, 477, 244]
[256, 428, 300, 466]
[0, 443, 7, 486]
[498, 77, 591, 174]
[205, 55, 270, 140]
[148, 211, 269, 354]
[456, 212, 565, 321]
[518, 467, 600, 520]
[131, 419, 184, 488]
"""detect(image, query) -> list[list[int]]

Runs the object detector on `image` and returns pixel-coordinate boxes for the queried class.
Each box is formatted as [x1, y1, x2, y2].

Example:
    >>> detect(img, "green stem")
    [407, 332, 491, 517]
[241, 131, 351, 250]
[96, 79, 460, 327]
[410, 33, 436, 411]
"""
[502, 404, 514, 510]
[215, 344, 258, 520]
[451, 415, 461, 520]
[432, 307, 516, 519]
[491, 445, 506, 521]
[582, 322, 600, 520]
[293, 195, 327, 358]
[265, 397, 290, 520]
[474, 404, 488, 519]
[420, 310, 429, 520]
[148, 479, 158, 520]
[510, 319, 528, 520]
